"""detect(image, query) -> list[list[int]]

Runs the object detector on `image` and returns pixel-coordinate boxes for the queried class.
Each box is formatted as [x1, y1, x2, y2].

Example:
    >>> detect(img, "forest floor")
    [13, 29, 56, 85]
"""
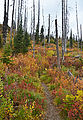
[0, 43, 83, 120]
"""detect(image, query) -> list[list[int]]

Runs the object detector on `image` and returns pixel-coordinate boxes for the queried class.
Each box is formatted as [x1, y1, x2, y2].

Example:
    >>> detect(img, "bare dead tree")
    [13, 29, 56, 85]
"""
[64, 0, 68, 52]
[24, 0, 27, 32]
[62, 0, 65, 62]
[55, 19, 60, 69]
[13, 0, 17, 39]
[3, 0, 10, 46]
[17, 0, 20, 28]
[7, 0, 9, 26]
[64, 0, 66, 52]
[42, 7, 45, 53]
[30, 7, 33, 39]
[38, 0, 40, 37]
[80, 24, 82, 51]
[26, 5, 28, 32]
[33, 0, 35, 57]
[76, 2, 79, 49]
[20, 0, 23, 25]
[48, 14, 50, 44]
[10, 0, 15, 47]
[3, 0, 6, 45]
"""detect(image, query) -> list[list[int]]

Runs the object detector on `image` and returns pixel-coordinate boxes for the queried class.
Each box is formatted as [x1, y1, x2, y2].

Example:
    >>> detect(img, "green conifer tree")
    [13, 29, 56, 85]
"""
[14, 24, 23, 53]
[35, 24, 39, 44]
[70, 29, 73, 49]
[40, 25, 44, 42]
[23, 30, 30, 53]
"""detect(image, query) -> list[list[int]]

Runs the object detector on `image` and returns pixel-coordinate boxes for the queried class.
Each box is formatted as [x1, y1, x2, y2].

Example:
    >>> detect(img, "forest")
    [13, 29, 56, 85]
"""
[0, 0, 83, 120]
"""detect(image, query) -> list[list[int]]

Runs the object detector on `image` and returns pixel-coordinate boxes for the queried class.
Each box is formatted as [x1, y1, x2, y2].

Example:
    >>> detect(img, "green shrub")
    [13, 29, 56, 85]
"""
[47, 50, 54, 57]
[40, 75, 51, 84]
[49, 84, 56, 90]
[61, 65, 68, 72]
[53, 97, 62, 106]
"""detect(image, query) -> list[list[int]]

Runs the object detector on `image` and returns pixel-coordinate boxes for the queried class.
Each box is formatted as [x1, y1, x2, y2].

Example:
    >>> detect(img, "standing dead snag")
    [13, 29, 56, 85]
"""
[33, 0, 35, 58]
[62, 0, 65, 62]
[10, 0, 15, 47]
[55, 19, 60, 70]
[24, 0, 27, 32]
[64, 0, 68, 52]
[47, 14, 50, 44]
[31, 8, 33, 40]
[38, 0, 40, 40]
[80, 24, 82, 51]
[3, 0, 10, 46]
[76, 2, 79, 49]
[42, 7, 45, 53]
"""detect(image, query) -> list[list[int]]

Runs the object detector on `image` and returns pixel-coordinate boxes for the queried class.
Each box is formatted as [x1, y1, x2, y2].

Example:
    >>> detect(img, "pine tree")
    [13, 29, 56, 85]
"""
[23, 30, 30, 53]
[70, 29, 73, 49]
[35, 24, 39, 44]
[14, 24, 23, 53]
[40, 25, 44, 42]
[0, 43, 12, 65]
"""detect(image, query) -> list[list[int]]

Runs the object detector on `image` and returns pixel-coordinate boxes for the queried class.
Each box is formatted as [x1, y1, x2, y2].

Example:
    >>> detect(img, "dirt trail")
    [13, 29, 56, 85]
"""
[42, 83, 63, 120]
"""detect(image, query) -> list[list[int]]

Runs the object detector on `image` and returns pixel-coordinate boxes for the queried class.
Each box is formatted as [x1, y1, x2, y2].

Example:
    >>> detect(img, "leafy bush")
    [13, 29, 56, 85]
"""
[49, 84, 56, 90]
[40, 75, 51, 84]
[62, 90, 83, 120]
[61, 65, 68, 72]
[47, 50, 54, 57]
[53, 96, 62, 106]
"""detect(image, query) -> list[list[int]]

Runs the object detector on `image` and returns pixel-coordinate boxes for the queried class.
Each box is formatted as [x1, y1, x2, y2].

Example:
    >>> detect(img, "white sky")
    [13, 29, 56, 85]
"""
[0, 0, 83, 38]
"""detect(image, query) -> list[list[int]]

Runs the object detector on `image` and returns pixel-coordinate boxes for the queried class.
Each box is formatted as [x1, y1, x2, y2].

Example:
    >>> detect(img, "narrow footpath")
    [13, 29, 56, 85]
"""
[42, 83, 63, 120]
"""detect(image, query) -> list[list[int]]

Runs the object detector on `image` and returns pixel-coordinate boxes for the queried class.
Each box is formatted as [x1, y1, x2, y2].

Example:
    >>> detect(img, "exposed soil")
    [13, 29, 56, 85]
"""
[42, 83, 63, 120]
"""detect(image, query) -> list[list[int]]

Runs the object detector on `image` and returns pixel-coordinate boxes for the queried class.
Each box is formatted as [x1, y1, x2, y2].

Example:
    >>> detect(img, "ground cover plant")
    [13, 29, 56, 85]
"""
[0, 42, 83, 120]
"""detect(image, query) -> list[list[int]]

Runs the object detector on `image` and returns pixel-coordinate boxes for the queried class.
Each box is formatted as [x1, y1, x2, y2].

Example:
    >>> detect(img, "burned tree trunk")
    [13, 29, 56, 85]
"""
[24, 1, 27, 32]
[3, 0, 9, 46]
[17, 0, 20, 28]
[37, 0, 40, 41]
[76, 3, 79, 49]
[10, 0, 15, 47]
[80, 24, 82, 51]
[62, 0, 65, 62]
[3, 0, 6, 45]
[48, 14, 50, 44]
[55, 19, 60, 70]
[33, 0, 35, 58]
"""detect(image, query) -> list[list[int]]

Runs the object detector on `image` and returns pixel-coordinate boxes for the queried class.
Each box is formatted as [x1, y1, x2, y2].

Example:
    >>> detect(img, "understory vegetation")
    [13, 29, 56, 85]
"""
[0, 39, 83, 120]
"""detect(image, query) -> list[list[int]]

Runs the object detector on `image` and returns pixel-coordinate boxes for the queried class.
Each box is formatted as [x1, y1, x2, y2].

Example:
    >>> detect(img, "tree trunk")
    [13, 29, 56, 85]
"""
[38, 0, 40, 39]
[17, 0, 20, 28]
[33, 0, 35, 58]
[55, 19, 60, 70]
[62, 0, 65, 62]
[10, 0, 15, 47]
[3, 0, 9, 46]
[80, 24, 82, 51]
[3, 0, 7, 45]
[48, 14, 50, 44]
[76, 3, 79, 49]
[24, 1, 27, 32]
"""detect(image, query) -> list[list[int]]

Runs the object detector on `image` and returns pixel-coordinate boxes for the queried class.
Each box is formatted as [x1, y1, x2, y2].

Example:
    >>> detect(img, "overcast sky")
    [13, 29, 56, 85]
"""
[0, 0, 83, 38]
